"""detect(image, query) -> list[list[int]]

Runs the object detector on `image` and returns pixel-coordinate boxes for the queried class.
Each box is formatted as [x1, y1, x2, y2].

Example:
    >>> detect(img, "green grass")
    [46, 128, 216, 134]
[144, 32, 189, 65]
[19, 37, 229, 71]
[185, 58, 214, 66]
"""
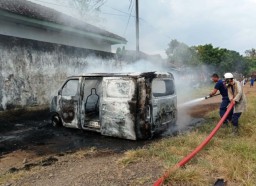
[120, 89, 256, 185]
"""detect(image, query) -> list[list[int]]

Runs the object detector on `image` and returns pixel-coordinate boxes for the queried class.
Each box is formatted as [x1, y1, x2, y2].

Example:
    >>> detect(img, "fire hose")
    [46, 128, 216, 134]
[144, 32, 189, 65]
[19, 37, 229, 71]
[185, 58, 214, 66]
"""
[153, 101, 235, 186]
[205, 93, 221, 99]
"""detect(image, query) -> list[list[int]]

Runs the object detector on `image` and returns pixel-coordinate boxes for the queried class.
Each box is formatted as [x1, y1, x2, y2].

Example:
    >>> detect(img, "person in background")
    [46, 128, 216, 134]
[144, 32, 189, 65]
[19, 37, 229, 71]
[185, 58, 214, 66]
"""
[250, 77, 254, 87]
[209, 73, 232, 125]
[224, 72, 247, 135]
[241, 77, 246, 86]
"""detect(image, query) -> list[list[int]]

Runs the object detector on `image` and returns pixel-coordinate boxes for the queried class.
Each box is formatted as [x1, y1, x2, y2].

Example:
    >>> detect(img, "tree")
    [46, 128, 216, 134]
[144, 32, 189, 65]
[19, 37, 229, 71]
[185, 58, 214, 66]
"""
[66, 0, 106, 20]
[166, 39, 179, 56]
[166, 40, 200, 66]
[116, 46, 126, 60]
[166, 39, 254, 76]
[245, 48, 256, 58]
[222, 50, 250, 75]
[194, 44, 251, 75]
[196, 44, 227, 66]
[244, 49, 256, 75]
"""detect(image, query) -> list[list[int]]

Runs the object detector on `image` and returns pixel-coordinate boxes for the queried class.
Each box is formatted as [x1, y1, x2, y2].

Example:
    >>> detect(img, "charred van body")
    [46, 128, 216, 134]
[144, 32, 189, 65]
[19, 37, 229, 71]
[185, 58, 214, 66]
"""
[50, 72, 177, 140]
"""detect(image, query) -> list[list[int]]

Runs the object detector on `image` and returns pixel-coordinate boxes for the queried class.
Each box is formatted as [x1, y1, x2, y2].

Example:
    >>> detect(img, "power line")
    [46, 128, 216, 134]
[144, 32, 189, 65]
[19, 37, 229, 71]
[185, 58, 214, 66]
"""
[129, 0, 133, 10]
[31, 0, 136, 17]
[104, 4, 136, 17]
[30, 0, 131, 17]
[87, 0, 108, 13]
[123, 0, 134, 36]
[101, 12, 129, 17]
[31, 0, 172, 43]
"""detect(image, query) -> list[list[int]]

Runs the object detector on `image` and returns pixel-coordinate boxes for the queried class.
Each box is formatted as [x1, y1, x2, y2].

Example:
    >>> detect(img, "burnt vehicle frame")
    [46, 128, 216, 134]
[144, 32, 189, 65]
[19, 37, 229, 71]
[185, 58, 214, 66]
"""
[50, 72, 177, 140]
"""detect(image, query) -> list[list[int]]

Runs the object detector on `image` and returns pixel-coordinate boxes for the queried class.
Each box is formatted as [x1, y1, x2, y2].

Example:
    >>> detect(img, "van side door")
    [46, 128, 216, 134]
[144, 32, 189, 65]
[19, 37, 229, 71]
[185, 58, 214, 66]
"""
[101, 77, 137, 140]
[59, 78, 81, 128]
[151, 78, 177, 131]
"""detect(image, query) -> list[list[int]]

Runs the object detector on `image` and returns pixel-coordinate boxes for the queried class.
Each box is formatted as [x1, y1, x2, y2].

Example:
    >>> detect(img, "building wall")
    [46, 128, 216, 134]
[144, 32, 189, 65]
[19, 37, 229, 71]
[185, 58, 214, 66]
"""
[0, 19, 112, 53]
[0, 35, 114, 110]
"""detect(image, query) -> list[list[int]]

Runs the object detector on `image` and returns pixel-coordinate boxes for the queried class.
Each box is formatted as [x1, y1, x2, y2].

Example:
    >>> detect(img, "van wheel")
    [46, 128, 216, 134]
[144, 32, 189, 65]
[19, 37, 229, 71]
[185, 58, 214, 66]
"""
[52, 115, 62, 127]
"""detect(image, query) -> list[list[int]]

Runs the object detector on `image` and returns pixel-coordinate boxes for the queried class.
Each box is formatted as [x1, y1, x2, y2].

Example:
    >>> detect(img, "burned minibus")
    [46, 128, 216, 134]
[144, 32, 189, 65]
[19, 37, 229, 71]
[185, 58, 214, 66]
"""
[50, 72, 177, 140]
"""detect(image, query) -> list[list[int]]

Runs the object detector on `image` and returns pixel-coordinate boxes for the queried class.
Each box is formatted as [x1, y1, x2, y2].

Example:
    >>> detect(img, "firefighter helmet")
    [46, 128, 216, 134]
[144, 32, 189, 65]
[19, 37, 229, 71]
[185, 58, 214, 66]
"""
[224, 72, 234, 79]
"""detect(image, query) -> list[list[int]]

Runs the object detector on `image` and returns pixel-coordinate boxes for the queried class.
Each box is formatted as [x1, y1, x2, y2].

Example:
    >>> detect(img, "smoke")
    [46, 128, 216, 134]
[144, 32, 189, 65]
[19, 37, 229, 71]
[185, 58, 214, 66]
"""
[0, 44, 211, 133]
[0, 1, 213, 132]
[171, 65, 212, 131]
[82, 57, 169, 73]
[79, 56, 212, 132]
[57, 56, 213, 132]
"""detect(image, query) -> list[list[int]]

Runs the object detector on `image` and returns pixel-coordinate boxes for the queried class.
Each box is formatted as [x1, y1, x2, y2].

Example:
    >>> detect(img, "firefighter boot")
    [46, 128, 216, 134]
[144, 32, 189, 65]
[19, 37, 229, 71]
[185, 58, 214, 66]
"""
[222, 121, 229, 128]
[232, 126, 239, 136]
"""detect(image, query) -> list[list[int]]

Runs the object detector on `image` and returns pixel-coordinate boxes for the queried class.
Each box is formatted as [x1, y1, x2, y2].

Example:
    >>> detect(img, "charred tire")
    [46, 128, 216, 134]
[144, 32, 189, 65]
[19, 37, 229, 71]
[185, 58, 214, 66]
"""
[52, 115, 62, 127]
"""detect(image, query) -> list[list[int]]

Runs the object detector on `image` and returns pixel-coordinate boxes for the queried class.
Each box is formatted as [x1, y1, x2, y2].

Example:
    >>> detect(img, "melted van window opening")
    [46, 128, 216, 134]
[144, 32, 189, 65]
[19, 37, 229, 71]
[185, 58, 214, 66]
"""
[152, 79, 174, 97]
[83, 79, 102, 114]
[62, 79, 79, 96]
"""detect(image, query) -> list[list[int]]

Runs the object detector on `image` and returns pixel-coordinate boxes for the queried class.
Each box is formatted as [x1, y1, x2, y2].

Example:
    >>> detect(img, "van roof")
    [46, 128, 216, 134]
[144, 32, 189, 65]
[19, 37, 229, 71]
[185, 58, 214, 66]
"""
[68, 72, 174, 79]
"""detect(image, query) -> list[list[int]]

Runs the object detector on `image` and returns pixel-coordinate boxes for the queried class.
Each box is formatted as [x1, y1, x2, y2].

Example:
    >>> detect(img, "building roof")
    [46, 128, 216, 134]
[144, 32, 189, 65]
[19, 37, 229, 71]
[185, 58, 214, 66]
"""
[0, 0, 127, 44]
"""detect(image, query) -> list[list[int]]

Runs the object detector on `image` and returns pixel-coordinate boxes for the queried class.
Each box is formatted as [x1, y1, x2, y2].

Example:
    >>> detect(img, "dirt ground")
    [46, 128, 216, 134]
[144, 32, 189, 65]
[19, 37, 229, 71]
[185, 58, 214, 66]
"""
[0, 84, 254, 186]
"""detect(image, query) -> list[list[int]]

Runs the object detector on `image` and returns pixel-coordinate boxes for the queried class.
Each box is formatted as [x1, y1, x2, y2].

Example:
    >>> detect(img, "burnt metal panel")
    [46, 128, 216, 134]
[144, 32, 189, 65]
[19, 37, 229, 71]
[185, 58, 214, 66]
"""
[50, 72, 177, 140]
[152, 98, 177, 130]
[50, 96, 57, 113]
[135, 77, 152, 139]
[100, 77, 137, 140]
[151, 78, 177, 132]
[58, 78, 81, 129]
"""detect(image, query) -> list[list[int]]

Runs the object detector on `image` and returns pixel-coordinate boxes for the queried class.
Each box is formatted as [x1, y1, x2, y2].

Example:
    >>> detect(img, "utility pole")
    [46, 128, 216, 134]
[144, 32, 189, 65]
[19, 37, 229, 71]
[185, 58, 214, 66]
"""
[135, 0, 139, 59]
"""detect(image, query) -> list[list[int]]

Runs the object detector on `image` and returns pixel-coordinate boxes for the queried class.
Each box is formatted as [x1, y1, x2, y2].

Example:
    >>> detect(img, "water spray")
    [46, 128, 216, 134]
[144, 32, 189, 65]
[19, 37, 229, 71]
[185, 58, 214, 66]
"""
[179, 93, 221, 107]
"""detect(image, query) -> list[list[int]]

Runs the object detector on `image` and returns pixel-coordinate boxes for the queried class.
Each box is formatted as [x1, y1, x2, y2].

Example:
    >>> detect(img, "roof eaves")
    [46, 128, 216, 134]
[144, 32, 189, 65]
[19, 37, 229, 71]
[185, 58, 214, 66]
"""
[0, 9, 127, 45]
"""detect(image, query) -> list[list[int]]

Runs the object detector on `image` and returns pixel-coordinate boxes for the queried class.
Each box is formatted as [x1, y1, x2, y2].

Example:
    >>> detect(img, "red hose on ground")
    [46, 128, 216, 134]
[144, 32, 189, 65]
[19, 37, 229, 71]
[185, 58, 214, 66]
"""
[153, 101, 235, 186]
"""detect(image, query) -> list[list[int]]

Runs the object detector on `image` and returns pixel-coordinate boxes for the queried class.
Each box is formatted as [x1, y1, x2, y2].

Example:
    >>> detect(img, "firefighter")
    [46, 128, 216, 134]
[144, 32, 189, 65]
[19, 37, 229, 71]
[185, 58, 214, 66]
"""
[224, 72, 247, 135]
[209, 73, 231, 125]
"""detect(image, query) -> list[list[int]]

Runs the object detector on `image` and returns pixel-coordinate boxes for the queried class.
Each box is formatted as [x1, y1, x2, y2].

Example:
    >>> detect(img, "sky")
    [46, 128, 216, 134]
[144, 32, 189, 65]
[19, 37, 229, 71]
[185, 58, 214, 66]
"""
[29, 0, 256, 58]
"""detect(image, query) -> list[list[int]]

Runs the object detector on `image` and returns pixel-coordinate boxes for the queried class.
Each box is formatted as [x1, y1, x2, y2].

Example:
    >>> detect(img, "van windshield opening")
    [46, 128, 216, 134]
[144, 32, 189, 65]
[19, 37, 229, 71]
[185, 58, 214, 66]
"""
[62, 79, 79, 96]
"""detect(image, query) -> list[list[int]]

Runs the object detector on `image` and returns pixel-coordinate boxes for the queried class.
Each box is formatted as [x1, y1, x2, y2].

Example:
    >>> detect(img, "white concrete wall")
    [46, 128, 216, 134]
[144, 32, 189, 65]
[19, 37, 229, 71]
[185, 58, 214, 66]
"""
[0, 35, 114, 110]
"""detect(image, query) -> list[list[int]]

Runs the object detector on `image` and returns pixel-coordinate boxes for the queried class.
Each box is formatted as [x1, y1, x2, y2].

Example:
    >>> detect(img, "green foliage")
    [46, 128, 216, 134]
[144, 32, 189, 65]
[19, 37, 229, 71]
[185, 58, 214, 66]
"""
[197, 44, 225, 65]
[248, 60, 256, 74]
[166, 40, 201, 66]
[245, 48, 256, 58]
[244, 48, 256, 74]
[166, 40, 254, 76]
[195, 44, 250, 75]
